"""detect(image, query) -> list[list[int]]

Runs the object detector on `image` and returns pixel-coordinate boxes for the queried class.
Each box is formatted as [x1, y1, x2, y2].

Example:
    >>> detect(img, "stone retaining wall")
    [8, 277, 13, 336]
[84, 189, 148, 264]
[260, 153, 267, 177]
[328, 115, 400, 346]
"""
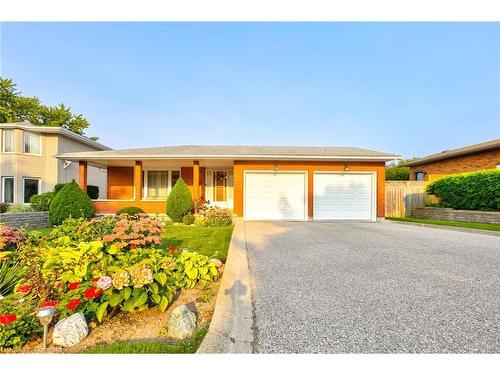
[411, 207, 500, 225]
[0, 211, 49, 229]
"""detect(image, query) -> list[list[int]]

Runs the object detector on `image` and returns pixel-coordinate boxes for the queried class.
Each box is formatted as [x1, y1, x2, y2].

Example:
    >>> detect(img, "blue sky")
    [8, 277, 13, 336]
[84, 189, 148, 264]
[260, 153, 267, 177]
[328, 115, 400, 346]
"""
[1, 22, 499, 158]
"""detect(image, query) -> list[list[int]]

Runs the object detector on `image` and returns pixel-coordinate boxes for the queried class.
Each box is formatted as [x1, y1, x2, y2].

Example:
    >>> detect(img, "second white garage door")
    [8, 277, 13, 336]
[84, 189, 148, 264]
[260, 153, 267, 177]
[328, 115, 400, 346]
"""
[313, 173, 375, 220]
[244, 171, 307, 220]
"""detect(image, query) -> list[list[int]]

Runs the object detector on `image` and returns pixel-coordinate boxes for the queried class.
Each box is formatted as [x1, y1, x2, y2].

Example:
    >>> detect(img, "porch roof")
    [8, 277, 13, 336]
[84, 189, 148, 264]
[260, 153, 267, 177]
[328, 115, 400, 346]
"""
[56, 144, 400, 164]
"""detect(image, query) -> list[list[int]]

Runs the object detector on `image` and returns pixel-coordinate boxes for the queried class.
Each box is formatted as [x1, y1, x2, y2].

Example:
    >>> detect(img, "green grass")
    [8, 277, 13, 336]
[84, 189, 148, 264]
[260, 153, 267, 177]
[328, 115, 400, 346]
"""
[161, 225, 234, 261]
[386, 217, 500, 231]
[34, 227, 54, 236]
[82, 326, 208, 354]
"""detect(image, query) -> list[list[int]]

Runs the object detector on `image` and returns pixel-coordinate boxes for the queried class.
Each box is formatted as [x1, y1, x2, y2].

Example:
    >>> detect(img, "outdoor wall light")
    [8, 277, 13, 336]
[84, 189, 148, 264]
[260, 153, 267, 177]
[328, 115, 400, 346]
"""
[36, 306, 55, 349]
[343, 162, 349, 172]
[274, 164, 279, 172]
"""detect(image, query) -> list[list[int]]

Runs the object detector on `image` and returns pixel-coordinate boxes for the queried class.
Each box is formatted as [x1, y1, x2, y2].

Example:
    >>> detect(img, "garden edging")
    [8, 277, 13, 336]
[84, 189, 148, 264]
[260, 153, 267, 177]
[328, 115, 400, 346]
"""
[197, 221, 254, 354]
[412, 207, 500, 225]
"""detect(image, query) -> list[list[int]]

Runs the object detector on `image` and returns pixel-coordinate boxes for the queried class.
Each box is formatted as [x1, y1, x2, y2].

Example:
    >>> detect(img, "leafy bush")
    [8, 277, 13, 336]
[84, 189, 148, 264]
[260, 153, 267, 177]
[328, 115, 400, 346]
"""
[6, 204, 34, 213]
[53, 183, 68, 195]
[166, 178, 193, 223]
[182, 214, 195, 225]
[0, 204, 9, 214]
[0, 224, 22, 252]
[48, 181, 95, 225]
[194, 214, 208, 227]
[101, 214, 163, 249]
[0, 304, 43, 349]
[386, 166, 409, 181]
[87, 185, 99, 200]
[426, 169, 500, 211]
[205, 207, 232, 227]
[116, 206, 144, 216]
[30, 192, 55, 211]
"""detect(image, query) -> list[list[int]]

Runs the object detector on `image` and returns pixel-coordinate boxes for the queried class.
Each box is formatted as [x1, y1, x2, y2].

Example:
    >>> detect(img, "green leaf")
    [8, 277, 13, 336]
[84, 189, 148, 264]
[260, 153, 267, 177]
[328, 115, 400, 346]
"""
[150, 282, 159, 294]
[154, 272, 167, 286]
[96, 301, 109, 322]
[185, 267, 199, 280]
[151, 293, 161, 304]
[109, 292, 124, 307]
[132, 291, 148, 308]
[120, 287, 132, 300]
[159, 295, 169, 312]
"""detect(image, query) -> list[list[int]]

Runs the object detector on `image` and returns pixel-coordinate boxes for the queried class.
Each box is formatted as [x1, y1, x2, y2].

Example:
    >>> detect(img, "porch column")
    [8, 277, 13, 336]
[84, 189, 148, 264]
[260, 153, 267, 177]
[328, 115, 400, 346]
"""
[134, 160, 143, 201]
[78, 161, 88, 192]
[193, 160, 200, 200]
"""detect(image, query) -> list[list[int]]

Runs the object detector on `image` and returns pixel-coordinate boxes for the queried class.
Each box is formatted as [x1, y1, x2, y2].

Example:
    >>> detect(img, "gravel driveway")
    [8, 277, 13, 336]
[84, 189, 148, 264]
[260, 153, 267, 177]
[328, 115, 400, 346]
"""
[244, 221, 500, 353]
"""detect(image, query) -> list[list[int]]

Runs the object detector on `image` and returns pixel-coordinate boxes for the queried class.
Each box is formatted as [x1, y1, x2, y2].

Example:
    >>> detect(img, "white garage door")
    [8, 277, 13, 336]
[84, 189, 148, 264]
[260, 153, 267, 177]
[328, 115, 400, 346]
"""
[313, 173, 375, 220]
[244, 172, 307, 220]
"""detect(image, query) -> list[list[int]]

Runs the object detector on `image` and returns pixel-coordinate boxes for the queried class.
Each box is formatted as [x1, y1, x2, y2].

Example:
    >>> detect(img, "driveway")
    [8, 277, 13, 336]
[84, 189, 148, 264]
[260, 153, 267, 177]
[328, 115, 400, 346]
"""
[244, 221, 500, 353]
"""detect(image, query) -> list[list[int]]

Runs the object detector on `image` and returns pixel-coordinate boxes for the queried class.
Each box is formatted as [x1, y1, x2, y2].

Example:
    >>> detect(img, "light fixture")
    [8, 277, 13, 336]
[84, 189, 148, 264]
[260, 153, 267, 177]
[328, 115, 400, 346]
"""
[274, 164, 279, 172]
[37, 306, 55, 349]
[343, 162, 349, 173]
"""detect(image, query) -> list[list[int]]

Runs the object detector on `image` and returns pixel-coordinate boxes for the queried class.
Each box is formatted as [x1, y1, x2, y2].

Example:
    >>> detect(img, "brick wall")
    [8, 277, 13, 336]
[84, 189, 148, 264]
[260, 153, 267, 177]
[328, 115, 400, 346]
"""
[409, 149, 500, 180]
[0, 211, 49, 229]
[411, 207, 500, 225]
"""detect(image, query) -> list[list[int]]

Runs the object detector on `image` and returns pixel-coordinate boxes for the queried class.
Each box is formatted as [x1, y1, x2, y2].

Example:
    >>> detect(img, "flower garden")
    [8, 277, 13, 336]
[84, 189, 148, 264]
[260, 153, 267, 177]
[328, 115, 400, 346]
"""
[0, 213, 225, 352]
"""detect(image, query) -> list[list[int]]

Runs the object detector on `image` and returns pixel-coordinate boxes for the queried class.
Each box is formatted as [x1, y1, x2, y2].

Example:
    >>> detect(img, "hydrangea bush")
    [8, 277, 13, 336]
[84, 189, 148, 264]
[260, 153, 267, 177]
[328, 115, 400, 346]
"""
[0, 224, 22, 252]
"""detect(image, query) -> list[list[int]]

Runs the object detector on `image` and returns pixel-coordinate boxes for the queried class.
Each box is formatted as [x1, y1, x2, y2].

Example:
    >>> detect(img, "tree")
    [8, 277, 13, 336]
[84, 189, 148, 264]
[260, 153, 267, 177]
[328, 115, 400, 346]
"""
[49, 180, 95, 225]
[0, 77, 97, 138]
[166, 178, 193, 222]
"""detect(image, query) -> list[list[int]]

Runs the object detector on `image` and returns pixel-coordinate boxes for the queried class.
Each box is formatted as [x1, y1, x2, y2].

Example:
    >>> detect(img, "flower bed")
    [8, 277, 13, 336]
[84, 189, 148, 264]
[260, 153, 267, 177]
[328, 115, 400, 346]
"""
[0, 214, 220, 350]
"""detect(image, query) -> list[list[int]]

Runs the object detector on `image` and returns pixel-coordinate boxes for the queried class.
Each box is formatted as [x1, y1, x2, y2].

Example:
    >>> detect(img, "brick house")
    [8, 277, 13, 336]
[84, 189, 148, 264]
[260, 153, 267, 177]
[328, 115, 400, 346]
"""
[405, 139, 500, 181]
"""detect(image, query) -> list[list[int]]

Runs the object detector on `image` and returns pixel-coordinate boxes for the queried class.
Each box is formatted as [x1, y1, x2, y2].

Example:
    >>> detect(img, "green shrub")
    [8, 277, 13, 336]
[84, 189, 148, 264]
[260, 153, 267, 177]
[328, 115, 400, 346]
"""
[0, 304, 43, 349]
[166, 178, 193, 223]
[48, 181, 95, 225]
[182, 214, 195, 225]
[116, 206, 144, 216]
[87, 185, 100, 200]
[0, 203, 9, 214]
[30, 192, 55, 211]
[53, 183, 68, 195]
[194, 214, 208, 227]
[6, 204, 34, 213]
[386, 166, 409, 181]
[205, 207, 232, 227]
[426, 169, 500, 211]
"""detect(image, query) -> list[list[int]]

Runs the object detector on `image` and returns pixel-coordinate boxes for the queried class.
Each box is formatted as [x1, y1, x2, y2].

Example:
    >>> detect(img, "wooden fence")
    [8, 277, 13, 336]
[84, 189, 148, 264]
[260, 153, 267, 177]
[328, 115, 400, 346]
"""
[385, 181, 433, 218]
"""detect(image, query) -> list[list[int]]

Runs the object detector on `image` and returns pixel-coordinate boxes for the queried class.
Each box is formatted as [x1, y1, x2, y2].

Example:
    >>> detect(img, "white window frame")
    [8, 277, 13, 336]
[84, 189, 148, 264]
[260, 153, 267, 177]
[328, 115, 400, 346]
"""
[1, 176, 15, 204]
[22, 177, 41, 204]
[2, 129, 15, 153]
[23, 131, 42, 155]
[142, 169, 181, 200]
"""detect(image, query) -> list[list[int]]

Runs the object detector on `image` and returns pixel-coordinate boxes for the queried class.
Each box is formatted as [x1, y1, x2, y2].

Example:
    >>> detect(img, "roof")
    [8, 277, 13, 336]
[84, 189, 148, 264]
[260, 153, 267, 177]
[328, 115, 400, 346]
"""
[404, 138, 500, 167]
[56, 144, 400, 161]
[0, 121, 111, 151]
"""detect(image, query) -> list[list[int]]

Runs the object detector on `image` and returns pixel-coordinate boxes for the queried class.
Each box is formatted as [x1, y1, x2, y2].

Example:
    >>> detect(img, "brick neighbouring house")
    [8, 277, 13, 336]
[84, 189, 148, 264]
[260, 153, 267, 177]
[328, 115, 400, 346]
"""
[405, 139, 500, 182]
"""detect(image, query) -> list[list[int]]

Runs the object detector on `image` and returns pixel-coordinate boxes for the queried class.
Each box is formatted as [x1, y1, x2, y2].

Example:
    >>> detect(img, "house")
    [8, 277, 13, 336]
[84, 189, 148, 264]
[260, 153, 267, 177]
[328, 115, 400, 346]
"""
[405, 139, 500, 181]
[0, 121, 110, 205]
[56, 145, 399, 221]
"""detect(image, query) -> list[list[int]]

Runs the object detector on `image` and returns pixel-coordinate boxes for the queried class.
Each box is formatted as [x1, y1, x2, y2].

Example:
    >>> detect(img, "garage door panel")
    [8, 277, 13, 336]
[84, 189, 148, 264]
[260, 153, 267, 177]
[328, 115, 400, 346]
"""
[313, 173, 374, 220]
[245, 172, 307, 221]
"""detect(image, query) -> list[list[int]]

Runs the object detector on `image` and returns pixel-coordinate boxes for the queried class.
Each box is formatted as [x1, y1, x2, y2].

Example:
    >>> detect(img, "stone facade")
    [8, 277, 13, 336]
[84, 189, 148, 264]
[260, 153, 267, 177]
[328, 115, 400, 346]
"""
[0, 211, 49, 229]
[411, 207, 500, 225]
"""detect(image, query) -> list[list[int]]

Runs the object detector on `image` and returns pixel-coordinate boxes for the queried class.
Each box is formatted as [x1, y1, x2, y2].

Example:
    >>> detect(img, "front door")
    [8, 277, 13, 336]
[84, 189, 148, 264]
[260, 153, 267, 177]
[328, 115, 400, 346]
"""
[214, 171, 227, 202]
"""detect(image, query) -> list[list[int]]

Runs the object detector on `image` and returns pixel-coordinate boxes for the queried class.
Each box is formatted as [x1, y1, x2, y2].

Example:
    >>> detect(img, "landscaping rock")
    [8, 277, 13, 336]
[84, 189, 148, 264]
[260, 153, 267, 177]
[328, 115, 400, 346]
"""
[209, 258, 223, 268]
[168, 305, 197, 339]
[52, 312, 89, 347]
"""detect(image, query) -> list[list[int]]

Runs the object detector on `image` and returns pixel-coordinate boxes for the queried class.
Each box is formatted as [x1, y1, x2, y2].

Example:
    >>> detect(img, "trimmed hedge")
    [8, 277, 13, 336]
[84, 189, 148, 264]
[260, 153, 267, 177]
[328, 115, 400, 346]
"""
[182, 214, 195, 225]
[386, 166, 409, 181]
[426, 169, 500, 211]
[166, 177, 193, 223]
[48, 180, 95, 225]
[116, 206, 144, 215]
[30, 192, 55, 211]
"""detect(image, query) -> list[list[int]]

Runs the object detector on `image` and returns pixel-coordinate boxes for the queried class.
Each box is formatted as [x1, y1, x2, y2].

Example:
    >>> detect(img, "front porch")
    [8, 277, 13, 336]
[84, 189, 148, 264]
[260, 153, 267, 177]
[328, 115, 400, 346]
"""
[77, 159, 234, 214]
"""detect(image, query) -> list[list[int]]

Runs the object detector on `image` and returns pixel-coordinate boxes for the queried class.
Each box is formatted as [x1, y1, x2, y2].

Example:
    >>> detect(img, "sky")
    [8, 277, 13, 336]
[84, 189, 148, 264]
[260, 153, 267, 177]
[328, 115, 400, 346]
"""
[0, 22, 499, 159]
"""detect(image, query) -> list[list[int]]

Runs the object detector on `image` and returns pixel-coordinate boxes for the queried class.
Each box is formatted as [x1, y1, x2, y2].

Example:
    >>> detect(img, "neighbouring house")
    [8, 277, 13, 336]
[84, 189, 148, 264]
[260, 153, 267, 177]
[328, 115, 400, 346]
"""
[0, 121, 110, 205]
[56, 145, 399, 221]
[405, 138, 500, 182]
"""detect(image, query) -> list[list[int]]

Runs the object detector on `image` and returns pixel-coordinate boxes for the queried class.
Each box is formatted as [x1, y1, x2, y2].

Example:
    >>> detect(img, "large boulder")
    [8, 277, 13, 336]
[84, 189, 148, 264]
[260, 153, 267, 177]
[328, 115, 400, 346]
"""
[52, 312, 89, 347]
[168, 305, 197, 339]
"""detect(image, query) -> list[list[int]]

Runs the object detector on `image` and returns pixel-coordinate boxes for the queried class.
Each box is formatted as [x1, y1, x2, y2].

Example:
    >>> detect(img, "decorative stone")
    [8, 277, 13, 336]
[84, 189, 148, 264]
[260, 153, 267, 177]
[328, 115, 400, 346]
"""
[52, 312, 89, 347]
[209, 258, 223, 268]
[168, 305, 197, 339]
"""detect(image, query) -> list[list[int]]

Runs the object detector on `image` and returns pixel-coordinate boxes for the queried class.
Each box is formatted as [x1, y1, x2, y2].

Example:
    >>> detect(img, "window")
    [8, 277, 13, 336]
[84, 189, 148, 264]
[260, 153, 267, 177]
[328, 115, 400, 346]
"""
[2, 129, 14, 152]
[146, 170, 168, 199]
[171, 170, 181, 188]
[23, 131, 41, 155]
[415, 171, 425, 181]
[23, 178, 40, 204]
[1, 177, 14, 203]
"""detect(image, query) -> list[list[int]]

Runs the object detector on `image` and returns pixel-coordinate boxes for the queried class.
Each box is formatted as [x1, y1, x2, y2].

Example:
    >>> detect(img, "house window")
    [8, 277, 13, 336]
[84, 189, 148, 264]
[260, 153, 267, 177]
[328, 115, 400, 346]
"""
[415, 171, 425, 181]
[23, 178, 40, 204]
[2, 129, 14, 152]
[146, 170, 168, 199]
[23, 131, 41, 155]
[1, 177, 14, 203]
[171, 170, 181, 188]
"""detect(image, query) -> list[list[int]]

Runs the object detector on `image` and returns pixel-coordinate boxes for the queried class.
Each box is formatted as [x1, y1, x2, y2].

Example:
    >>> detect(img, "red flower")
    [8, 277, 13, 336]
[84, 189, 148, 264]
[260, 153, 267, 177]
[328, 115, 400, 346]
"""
[131, 243, 137, 249]
[83, 286, 103, 300]
[169, 245, 175, 254]
[92, 277, 100, 282]
[56, 282, 63, 289]
[68, 282, 81, 290]
[40, 300, 58, 308]
[17, 285, 32, 294]
[67, 299, 82, 310]
[0, 314, 17, 326]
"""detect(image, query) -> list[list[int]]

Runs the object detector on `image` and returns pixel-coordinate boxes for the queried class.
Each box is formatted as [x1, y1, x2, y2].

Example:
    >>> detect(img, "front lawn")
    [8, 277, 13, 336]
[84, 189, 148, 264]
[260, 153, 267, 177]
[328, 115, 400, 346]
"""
[83, 326, 208, 354]
[386, 217, 500, 232]
[161, 225, 233, 261]
[34, 227, 54, 236]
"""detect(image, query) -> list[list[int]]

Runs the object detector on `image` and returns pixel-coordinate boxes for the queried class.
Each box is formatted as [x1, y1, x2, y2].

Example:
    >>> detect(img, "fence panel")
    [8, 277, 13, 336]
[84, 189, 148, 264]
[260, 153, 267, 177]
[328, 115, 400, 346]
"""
[385, 181, 428, 218]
